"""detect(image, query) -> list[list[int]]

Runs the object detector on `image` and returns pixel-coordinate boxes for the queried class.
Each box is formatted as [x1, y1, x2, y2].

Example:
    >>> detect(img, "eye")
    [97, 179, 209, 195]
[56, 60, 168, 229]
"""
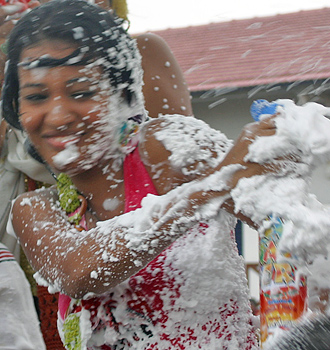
[71, 91, 96, 100]
[22, 93, 48, 102]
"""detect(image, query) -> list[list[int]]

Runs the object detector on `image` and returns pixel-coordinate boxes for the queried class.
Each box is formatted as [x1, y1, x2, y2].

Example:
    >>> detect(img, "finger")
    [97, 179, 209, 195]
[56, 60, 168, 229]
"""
[243, 123, 276, 140]
[256, 114, 278, 129]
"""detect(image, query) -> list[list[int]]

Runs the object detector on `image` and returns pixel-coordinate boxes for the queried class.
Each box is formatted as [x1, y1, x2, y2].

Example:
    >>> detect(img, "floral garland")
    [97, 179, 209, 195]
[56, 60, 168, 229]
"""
[56, 173, 87, 227]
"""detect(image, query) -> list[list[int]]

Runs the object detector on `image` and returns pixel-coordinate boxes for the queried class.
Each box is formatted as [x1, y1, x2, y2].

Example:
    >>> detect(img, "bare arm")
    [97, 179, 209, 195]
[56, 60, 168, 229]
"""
[137, 33, 193, 118]
[12, 186, 196, 299]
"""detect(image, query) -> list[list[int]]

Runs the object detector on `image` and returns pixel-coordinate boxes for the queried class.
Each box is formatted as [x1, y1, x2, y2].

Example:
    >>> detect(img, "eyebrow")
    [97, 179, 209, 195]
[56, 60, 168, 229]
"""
[20, 78, 93, 90]
[20, 83, 46, 89]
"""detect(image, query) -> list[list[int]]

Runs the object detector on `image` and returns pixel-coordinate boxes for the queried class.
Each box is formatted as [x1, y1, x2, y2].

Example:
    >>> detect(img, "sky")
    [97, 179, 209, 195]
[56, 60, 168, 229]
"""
[127, 0, 330, 34]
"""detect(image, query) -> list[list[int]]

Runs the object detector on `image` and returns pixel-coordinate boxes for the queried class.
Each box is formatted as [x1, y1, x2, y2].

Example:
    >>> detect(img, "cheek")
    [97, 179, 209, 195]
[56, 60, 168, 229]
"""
[19, 110, 40, 133]
[84, 100, 109, 126]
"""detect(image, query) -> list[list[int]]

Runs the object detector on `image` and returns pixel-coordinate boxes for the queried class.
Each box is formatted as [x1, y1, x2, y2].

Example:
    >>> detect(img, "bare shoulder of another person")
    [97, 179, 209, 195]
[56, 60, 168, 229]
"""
[136, 32, 193, 118]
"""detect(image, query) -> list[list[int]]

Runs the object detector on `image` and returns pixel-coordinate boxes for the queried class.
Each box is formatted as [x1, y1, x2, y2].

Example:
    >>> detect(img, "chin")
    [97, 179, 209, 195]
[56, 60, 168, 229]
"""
[56, 157, 105, 177]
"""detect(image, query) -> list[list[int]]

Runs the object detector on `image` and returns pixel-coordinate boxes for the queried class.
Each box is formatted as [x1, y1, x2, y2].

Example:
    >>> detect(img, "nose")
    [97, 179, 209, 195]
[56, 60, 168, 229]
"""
[44, 97, 76, 129]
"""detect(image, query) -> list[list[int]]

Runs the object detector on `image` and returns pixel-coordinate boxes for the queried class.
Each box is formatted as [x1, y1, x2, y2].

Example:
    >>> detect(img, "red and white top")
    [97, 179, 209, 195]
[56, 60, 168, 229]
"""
[58, 147, 258, 350]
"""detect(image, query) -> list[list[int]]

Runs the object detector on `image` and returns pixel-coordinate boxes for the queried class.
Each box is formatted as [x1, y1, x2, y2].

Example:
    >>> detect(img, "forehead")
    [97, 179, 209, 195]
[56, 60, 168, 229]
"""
[19, 40, 104, 84]
[20, 40, 77, 63]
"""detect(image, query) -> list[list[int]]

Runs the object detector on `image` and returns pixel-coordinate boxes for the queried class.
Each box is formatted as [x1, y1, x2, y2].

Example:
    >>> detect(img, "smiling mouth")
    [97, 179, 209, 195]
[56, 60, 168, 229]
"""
[44, 135, 81, 149]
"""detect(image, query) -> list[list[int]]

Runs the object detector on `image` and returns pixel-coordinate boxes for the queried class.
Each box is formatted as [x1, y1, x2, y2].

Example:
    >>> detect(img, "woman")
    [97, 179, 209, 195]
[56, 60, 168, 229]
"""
[3, 0, 279, 348]
[0, 1, 192, 347]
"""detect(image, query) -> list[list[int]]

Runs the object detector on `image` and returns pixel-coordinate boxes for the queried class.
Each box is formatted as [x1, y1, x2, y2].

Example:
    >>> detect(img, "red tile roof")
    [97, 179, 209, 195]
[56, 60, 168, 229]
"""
[145, 8, 330, 92]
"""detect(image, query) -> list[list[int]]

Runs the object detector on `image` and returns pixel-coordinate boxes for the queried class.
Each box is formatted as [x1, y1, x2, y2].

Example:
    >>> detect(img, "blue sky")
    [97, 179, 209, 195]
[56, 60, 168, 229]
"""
[127, 0, 330, 33]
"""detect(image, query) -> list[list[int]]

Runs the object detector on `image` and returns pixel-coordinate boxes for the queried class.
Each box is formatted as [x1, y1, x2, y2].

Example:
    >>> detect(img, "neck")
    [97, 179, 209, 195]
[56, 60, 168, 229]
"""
[70, 157, 126, 220]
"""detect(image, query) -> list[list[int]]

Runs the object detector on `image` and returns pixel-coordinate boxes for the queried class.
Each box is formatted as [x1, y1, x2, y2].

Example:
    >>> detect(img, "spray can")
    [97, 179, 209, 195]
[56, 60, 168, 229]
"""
[250, 100, 308, 348]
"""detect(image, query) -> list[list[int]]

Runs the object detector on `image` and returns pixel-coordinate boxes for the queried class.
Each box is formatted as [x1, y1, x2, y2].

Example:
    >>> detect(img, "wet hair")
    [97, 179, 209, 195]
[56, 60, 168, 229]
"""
[2, 0, 143, 130]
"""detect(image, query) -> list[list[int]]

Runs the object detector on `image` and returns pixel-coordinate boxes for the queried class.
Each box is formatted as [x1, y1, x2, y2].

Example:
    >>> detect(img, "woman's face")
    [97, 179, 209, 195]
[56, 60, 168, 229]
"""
[19, 40, 113, 175]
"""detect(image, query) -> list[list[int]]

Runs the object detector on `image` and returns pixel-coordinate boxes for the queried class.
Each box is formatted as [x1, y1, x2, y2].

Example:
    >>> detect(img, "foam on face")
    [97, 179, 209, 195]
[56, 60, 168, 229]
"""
[34, 23, 147, 173]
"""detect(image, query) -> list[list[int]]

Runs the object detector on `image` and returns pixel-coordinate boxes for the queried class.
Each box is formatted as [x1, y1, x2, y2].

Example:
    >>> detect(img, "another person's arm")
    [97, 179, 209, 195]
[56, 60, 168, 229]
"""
[137, 33, 193, 118]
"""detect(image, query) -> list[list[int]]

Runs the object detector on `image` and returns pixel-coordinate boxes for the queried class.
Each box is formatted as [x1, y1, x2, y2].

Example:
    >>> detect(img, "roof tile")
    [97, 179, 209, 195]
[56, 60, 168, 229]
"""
[143, 8, 330, 91]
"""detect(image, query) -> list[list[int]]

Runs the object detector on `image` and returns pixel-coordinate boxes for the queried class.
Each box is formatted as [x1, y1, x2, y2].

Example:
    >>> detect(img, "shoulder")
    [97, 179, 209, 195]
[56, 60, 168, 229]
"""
[135, 33, 176, 75]
[11, 186, 67, 255]
[135, 33, 173, 60]
[135, 32, 186, 85]
[12, 186, 59, 218]
[139, 115, 232, 192]
[134, 33, 193, 117]
[143, 115, 232, 170]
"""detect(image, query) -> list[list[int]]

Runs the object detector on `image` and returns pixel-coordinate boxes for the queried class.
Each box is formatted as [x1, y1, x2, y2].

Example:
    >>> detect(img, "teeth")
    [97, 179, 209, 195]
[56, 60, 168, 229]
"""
[57, 136, 75, 142]
[49, 135, 80, 145]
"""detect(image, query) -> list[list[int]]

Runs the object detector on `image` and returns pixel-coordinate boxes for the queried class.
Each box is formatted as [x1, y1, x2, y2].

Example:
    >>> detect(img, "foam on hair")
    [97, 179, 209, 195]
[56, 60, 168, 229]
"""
[2, 0, 144, 130]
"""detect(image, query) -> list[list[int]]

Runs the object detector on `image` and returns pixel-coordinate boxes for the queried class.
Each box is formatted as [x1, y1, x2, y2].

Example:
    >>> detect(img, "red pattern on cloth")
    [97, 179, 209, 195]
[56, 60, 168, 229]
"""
[38, 286, 66, 350]
[0, 246, 15, 263]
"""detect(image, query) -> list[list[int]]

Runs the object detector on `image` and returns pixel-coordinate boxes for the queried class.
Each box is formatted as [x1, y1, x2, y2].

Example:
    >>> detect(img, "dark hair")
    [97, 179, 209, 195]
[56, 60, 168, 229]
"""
[2, 0, 143, 130]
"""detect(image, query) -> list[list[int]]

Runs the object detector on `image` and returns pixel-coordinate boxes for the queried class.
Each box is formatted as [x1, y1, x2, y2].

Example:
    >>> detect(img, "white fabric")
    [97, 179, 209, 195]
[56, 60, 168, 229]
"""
[0, 243, 46, 350]
[0, 126, 55, 258]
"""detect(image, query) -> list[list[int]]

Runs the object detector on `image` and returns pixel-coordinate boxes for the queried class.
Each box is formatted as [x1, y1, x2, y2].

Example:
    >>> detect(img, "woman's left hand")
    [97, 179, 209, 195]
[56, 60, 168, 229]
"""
[220, 115, 280, 189]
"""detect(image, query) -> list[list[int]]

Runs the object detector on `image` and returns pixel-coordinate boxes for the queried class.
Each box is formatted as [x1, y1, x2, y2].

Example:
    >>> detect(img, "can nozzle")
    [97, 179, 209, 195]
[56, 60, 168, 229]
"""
[250, 99, 279, 122]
